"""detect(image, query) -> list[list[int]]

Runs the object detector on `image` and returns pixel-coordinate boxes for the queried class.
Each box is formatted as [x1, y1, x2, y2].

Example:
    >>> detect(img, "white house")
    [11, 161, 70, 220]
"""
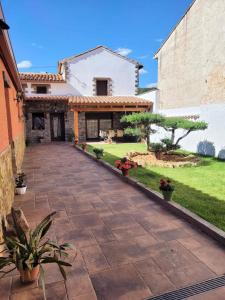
[20, 46, 151, 143]
[153, 0, 225, 158]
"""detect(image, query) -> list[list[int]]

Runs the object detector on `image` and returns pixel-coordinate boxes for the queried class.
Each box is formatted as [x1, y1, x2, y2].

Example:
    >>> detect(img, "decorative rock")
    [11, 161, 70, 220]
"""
[6, 208, 29, 234]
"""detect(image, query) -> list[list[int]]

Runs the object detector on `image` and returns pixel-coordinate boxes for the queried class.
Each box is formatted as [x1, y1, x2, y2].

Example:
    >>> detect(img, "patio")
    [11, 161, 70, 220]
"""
[2, 143, 225, 300]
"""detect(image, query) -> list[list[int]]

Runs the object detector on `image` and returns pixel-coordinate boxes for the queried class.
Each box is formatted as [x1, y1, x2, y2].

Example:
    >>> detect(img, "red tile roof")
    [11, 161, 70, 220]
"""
[69, 96, 151, 105]
[25, 95, 69, 101]
[19, 72, 65, 82]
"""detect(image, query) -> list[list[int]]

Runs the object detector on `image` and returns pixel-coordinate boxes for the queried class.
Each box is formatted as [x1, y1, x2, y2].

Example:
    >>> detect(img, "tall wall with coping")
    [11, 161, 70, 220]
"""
[155, 0, 225, 110]
[151, 103, 225, 158]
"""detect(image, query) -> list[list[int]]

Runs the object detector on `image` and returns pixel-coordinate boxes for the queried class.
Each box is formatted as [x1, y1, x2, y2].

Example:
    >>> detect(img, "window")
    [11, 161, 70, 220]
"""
[32, 113, 45, 130]
[36, 85, 47, 94]
[96, 80, 108, 96]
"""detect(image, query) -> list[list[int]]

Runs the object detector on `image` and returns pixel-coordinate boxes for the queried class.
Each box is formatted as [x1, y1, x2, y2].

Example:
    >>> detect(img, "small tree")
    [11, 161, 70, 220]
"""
[121, 112, 164, 151]
[159, 117, 208, 148]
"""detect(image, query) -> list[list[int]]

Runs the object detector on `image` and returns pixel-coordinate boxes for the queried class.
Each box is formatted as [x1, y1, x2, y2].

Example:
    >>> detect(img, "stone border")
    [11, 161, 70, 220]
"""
[74, 145, 225, 247]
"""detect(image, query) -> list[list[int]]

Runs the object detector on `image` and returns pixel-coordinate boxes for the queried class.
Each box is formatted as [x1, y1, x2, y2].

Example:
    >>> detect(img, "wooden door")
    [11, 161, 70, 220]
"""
[50, 113, 65, 141]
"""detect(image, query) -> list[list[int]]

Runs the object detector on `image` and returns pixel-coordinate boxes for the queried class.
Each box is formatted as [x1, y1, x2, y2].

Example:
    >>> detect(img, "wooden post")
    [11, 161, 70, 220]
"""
[74, 110, 79, 142]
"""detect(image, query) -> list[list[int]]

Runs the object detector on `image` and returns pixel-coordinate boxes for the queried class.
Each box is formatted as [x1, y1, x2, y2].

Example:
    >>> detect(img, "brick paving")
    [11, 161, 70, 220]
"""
[2, 143, 225, 300]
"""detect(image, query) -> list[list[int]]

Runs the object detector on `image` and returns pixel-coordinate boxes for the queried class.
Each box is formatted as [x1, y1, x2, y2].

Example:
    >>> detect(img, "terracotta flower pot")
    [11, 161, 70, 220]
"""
[19, 265, 40, 283]
[162, 190, 173, 201]
[122, 169, 129, 176]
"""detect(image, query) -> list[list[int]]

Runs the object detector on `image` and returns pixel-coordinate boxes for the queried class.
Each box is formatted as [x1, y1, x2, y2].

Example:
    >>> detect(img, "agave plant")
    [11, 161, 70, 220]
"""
[0, 208, 74, 299]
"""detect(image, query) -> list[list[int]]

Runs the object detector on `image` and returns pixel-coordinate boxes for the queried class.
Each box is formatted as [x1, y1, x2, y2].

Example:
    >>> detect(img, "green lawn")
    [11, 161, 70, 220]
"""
[88, 143, 225, 231]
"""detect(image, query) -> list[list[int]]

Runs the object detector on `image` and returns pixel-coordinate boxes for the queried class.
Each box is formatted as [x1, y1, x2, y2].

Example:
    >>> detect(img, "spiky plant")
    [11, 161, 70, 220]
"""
[0, 208, 74, 299]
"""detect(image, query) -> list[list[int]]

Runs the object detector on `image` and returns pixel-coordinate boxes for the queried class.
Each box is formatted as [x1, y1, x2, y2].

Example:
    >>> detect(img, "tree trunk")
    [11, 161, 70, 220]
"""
[146, 127, 151, 151]
[171, 129, 175, 144]
[175, 129, 192, 146]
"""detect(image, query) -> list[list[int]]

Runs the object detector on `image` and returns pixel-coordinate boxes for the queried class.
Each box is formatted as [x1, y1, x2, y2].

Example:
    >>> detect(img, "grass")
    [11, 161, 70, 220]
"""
[88, 143, 225, 231]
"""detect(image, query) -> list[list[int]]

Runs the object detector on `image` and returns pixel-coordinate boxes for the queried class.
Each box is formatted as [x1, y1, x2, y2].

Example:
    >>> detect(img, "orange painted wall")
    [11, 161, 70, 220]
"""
[0, 58, 24, 152]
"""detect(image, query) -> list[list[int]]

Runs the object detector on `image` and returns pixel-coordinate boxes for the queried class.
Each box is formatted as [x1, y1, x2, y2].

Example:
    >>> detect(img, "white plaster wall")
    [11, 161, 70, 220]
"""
[151, 103, 225, 159]
[138, 89, 158, 111]
[24, 82, 77, 96]
[65, 47, 137, 96]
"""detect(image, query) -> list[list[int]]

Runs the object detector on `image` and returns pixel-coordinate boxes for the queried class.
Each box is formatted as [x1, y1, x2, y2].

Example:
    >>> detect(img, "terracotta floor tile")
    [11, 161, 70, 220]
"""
[70, 213, 104, 229]
[91, 264, 152, 300]
[100, 239, 154, 266]
[91, 226, 116, 244]
[57, 228, 97, 248]
[165, 261, 216, 288]
[81, 245, 110, 274]
[191, 243, 225, 275]
[0, 277, 12, 300]
[134, 258, 175, 295]
[101, 213, 137, 230]
[152, 241, 200, 273]
[10, 144, 225, 300]
[112, 224, 149, 240]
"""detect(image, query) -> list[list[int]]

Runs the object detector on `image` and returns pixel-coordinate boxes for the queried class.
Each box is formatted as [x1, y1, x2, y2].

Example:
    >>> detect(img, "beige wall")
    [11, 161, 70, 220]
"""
[156, 0, 225, 109]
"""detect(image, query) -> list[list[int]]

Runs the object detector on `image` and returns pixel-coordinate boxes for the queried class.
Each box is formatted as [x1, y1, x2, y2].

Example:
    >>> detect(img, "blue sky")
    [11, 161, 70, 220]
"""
[2, 0, 192, 87]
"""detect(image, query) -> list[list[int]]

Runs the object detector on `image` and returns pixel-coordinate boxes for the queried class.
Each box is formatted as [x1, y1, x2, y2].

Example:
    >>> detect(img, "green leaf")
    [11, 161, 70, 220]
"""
[58, 264, 67, 280]
[39, 265, 47, 300]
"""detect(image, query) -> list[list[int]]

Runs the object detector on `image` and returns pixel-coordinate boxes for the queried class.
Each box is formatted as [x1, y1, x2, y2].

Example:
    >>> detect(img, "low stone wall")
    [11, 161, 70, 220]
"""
[0, 134, 25, 242]
[0, 146, 14, 221]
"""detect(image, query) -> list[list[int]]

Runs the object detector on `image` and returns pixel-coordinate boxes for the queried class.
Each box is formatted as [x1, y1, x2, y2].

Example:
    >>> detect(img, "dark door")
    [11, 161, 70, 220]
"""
[50, 113, 65, 141]
[96, 80, 108, 95]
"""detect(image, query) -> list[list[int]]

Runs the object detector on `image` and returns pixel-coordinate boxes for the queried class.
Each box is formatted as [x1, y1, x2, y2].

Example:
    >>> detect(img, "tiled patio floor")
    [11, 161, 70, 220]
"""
[2, 143, 225, 299]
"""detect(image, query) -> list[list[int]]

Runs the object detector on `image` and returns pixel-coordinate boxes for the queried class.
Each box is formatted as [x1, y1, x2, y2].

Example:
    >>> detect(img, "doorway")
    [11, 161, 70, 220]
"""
[86, 112, 113, 140]
[50, 113, 65, 141]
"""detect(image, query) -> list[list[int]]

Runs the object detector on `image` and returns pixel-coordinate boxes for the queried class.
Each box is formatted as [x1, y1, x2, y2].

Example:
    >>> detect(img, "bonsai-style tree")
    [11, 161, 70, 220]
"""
[159, 117, 208, 149]
[121, 112, 164, 151]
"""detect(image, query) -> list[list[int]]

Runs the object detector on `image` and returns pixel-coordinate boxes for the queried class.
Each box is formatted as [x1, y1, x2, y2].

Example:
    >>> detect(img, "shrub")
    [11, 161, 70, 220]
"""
[151, 143, 165, 152]
[93, 148, 104, 158]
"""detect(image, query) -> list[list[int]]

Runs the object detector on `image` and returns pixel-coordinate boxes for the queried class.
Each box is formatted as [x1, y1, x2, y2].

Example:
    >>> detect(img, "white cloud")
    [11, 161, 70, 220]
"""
[17, 60, 32, 69]
[155, 38, 163, 43]
[31, 42, 43, 49]
[139, 68, 148, 75]
[116, 48, 132, 56]
[138, 55, 148, 59]
[146, 82, 157, 88]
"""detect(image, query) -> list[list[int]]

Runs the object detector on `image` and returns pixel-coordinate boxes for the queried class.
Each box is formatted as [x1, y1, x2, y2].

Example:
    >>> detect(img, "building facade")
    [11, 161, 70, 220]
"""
[0, 5, 25, 229]
[153, 0, 225, 157]
[21, 46, 151, 143]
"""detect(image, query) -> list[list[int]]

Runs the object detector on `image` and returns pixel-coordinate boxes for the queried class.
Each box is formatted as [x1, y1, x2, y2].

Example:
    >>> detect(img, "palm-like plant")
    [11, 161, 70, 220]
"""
[0, 208, 74, 299]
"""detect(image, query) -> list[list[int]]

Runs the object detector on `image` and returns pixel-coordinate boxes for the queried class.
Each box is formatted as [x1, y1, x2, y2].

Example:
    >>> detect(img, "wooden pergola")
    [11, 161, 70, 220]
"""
[69, 96, 152, 141]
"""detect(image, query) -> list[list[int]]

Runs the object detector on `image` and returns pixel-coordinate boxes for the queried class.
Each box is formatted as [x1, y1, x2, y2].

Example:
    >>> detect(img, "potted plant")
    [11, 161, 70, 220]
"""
[159, 179, 175, 201]
[93, 147, 104, 159]
[0, 209, 73, 299]
[81, 142, 87, 151]
[151, 143, 165, 160]
[115, 157, 138, 176]
[74, 138, 79, 145]
[15, 173, 27, 195]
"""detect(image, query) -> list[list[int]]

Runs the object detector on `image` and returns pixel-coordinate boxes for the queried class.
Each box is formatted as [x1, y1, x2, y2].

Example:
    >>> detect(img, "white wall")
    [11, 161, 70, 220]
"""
[24, 82, 78, 96]
[65, 47, 137, 96]
[151, 103, 225, 159]
[138, 89, 158, 111]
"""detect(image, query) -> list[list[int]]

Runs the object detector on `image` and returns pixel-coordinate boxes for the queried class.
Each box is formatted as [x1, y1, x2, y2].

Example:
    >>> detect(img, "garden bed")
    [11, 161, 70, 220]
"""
[128, 151, 201, 168]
